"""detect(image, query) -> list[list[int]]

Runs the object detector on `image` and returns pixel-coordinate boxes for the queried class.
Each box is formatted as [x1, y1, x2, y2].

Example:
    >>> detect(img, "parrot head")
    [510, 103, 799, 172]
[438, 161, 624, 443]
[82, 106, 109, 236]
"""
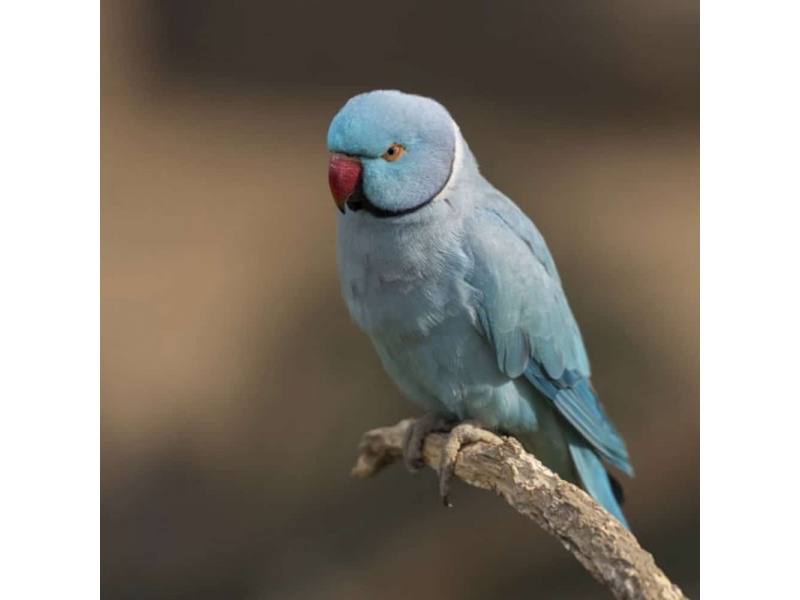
[327, 90, 460, 217]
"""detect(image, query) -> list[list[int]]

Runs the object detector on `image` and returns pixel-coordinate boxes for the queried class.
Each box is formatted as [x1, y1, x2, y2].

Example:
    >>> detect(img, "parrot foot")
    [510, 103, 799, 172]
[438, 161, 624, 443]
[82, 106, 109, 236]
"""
[402, 412, 456, 473]
[438, 421, 497, 508]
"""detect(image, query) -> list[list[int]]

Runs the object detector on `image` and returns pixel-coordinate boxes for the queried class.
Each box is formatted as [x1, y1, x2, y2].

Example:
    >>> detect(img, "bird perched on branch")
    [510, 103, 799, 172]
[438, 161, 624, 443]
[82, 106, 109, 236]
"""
[327, 90, 633, 528]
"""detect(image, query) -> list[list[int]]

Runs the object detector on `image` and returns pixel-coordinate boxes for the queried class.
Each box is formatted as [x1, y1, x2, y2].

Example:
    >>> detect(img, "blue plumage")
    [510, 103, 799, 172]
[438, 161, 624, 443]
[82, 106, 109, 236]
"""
[328, 90, 633, 528]
[569, 439, 630, 529]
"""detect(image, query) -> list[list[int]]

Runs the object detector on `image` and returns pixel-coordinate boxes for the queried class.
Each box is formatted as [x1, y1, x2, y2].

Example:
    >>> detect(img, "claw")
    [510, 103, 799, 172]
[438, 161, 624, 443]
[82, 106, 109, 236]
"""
[402, 413, 455, 473]
[437, 422, 498, 507]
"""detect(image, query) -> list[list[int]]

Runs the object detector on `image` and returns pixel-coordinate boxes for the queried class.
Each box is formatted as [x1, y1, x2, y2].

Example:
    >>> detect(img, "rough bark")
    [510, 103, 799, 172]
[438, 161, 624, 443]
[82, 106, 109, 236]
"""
[351, 419, 687, 600]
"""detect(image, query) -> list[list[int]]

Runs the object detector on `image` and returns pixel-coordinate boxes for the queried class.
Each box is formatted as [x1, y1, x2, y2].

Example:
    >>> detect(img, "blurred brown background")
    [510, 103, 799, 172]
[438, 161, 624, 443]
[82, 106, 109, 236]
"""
[101, 1, 699, 598]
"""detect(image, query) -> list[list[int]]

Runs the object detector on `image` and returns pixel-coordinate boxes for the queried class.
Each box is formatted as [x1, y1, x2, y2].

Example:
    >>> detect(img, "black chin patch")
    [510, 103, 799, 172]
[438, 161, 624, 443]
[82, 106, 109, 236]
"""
[344, 187, 366, 212]
[346, 182, 437, 219]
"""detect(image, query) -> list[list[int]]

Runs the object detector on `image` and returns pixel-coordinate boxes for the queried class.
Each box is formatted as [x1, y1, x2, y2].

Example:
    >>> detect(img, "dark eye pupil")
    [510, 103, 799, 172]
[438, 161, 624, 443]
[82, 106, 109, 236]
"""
[387, 147, 396, 155]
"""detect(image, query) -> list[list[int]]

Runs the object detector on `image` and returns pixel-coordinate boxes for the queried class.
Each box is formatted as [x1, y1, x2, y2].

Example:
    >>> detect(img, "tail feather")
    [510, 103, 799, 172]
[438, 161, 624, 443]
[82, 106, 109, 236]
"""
[569, 440, 630, 530]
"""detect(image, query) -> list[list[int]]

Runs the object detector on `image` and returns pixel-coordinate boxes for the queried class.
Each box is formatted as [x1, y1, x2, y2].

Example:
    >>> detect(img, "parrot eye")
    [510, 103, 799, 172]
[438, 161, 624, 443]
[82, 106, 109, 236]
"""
[382, 143, 405, 162]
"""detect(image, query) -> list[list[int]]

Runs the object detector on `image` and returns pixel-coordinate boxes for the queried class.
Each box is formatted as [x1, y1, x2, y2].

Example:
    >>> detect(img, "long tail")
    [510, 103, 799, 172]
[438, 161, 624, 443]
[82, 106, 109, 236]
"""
[569, 440, 630, 530]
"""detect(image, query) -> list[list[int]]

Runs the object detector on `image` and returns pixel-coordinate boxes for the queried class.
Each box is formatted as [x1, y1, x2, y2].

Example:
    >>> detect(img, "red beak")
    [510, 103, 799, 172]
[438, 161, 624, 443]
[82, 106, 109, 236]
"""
[328, 153, 363, 213]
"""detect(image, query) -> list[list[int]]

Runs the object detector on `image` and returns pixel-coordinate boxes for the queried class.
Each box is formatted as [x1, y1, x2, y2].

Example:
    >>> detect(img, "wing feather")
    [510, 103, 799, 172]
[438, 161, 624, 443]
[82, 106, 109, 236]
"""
[466, 193, 633, 475]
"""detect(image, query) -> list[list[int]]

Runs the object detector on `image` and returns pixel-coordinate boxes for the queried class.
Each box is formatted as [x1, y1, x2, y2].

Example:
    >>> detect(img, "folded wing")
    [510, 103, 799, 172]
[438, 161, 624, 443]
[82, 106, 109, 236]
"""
[466, 193, 633, 476]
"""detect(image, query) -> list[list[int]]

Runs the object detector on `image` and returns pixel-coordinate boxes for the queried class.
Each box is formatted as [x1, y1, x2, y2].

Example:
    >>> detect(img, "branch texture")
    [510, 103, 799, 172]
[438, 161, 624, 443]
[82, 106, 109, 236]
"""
[351, 419, 686, 600]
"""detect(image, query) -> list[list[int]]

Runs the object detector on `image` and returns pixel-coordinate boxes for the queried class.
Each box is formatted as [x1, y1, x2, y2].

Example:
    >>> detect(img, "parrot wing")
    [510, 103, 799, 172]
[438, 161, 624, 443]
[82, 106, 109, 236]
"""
[465, 191, 633, 476]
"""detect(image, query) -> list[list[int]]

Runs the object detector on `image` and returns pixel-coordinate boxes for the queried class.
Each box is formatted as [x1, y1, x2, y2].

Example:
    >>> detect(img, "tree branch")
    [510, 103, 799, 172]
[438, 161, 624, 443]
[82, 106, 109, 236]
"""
[351, 419, 687, 600]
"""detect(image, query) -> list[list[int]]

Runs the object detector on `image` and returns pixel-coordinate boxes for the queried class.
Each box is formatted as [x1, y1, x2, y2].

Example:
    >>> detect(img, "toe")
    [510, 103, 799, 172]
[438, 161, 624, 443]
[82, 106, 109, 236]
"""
[402, 413, 455, 473]
[437, 422, 499, 507]
[402, 423, 424, 473]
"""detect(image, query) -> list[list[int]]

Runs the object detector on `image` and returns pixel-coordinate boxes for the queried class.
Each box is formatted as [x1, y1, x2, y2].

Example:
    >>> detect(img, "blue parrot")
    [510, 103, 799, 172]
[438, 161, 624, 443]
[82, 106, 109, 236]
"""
[327, 90, 633, 528]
